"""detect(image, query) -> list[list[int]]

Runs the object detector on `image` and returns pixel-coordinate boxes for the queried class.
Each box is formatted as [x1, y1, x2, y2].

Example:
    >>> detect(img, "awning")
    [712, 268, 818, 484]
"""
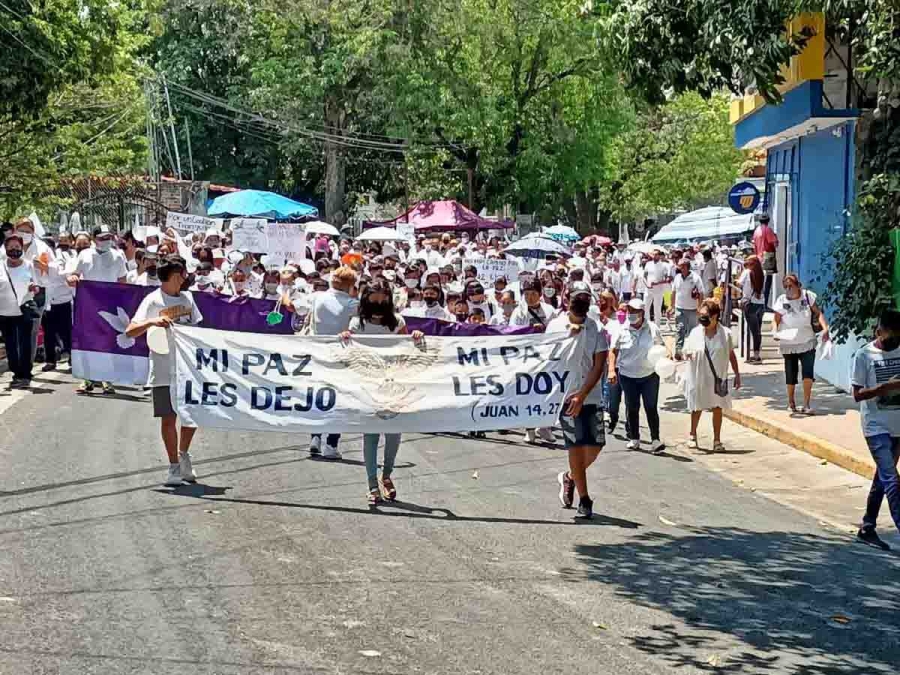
[652, 206, 755, 244]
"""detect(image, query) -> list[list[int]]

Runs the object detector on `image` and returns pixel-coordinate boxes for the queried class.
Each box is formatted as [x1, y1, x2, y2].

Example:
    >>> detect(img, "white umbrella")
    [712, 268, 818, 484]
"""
[628, 241, 661, 255]
[504, 235, 571, 258]
[543, 224, 580, 241]
[304, 220, 340, 237]
[356, 226, 408, 242]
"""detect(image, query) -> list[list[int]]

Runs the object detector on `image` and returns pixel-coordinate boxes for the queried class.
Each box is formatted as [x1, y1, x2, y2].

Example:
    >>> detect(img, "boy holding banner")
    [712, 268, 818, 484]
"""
[125, 255, 204, 487]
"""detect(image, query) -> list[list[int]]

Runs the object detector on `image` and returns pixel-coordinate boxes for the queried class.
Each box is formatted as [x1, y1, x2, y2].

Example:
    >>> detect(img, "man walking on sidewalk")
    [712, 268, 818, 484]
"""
[852, 309, 900, 550]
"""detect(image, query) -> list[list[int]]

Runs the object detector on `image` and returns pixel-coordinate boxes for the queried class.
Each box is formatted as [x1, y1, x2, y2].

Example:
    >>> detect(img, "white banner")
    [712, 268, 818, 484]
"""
[396, 223, 416, 244]
[171, 325, 578, 433]
[166, 212, 221, 234]
[466, 257, 519, 284]
[266, 222, 307, 264]
[230, 218, 269, 253]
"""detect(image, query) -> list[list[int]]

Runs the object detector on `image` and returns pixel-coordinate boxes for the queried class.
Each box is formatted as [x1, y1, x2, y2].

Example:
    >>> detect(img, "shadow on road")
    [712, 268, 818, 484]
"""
[563, 527, 900, 673]
[191, 494, 642, 529]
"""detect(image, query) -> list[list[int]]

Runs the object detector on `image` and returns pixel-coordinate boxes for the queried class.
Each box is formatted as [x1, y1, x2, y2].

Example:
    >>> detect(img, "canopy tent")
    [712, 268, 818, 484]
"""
[651, 206, 755, 244]
[364, 200, 513, 232]
[208, 190, 318, 221]
[543, 224, 580, 241]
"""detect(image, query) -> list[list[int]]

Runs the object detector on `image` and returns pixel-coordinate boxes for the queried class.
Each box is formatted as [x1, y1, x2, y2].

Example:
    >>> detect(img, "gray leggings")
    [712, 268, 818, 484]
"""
[363, 433, 401, 490]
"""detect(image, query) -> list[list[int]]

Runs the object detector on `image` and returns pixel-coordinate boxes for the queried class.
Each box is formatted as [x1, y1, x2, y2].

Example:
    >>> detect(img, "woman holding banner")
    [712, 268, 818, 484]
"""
[341, 281, 424, 505]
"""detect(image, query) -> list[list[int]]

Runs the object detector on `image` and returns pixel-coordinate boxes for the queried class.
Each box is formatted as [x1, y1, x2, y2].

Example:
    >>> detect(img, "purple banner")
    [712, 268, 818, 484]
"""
[72, 281, 294, 356]
[404, 316, 535, 337]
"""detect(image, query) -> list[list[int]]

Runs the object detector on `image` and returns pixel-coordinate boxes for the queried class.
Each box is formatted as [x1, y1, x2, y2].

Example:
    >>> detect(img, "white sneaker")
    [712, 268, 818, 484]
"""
[179, 451, 197, 483]
[523, 430, 537, 444]
[309, 436, 321, 456]
[322, 444, 342, 460]
[164, 464, 183, 487]
[537, 427, 556, 443]
[626, 439, 640, 451]
[650, 439, 666, 454]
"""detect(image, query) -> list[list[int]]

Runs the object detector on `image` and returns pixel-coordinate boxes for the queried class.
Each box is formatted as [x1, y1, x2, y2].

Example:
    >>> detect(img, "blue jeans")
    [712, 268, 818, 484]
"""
[862, 434, 900, 534]
[619, 373, 661, 441]
[363, 433, 401, 490]
[674, 308, 697, 355]
[604, 375, 624, 432]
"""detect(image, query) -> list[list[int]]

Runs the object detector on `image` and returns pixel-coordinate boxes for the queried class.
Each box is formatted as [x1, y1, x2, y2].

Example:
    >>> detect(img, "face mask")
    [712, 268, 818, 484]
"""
[502, 303, 515, 316]
[592, 283, 603, 292]
[6, 249, 23, 260]
[544, 287, 556, 298]
[17, 231, 33, 245]
[455, 313, 468, 321]
[881, 336, 900, 352]
[424, 297, 438, 307]
[96, 240, 113, 253]
[617, 311, 626, 324]
[698, 315, 711, 326]
[405, 278, 419, 289]
[146, 266, 157, 278]
[470, 295, 484, 303]
[570, 297, 591, 317]
[59, 244, 71, 251]
[265, 283, 279, 294]
[76, 246, 89, 254]
[410, 300, 424, 309]
[424, 245, 432, 252]
[628, 313, 642, 326]
[197, 276, 210, 287]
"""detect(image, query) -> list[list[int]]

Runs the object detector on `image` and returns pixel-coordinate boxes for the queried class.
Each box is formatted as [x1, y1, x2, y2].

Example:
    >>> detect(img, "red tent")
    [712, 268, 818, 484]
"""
[364, 200, 513, 232]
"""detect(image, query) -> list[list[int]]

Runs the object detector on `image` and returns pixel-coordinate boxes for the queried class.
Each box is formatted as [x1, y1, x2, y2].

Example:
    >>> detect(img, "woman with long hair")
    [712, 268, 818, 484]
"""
[341, 281, 424, 505]
[738, 255, 766, 363]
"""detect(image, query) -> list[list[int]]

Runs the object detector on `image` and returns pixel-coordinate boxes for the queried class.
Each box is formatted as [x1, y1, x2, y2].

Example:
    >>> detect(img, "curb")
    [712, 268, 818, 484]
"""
[723, 408, 875, 479]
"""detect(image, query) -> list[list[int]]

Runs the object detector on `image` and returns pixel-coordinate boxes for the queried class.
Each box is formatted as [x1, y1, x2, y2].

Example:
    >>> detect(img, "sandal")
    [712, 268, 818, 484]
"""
[713, 442, 726, 453]
[367, 488, 382, 505]
[688, 435, 699, 450]
[789, 404, 799, 414]
[803, 407, 815, 415]
[380, 476, 397, 501]
[101, 382, 116, 395]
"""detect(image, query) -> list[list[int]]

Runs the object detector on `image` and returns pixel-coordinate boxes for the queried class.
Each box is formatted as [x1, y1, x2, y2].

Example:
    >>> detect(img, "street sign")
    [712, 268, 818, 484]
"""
[728, 182, 761, 215]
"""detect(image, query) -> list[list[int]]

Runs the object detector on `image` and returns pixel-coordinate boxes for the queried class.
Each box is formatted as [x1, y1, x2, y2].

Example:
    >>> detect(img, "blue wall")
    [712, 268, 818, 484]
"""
[765, 122, 855, 296]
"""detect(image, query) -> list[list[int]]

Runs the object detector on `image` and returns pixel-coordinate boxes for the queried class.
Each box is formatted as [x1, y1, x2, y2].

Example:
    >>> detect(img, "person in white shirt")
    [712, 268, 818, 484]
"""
[608, 298, 668, 453]
[489, 290, 517, 326]
[409, 283, 455, 321]
[303, 266, 360, 459]
[671, 258, 704, 359]
[133, 252, 162, 287]
[125, 255, 204, 487]
[190, 262, 219, 293]
[0, 233, 41, 387]
[737, 255, 766, 363]
[642, 249, 671, 329]
[700, 249, 718, 297]
[41, 234, 78, 371]
[851, 309, 900, 550]
[772, 274, 830, 414]
[68, 225, 128, 284]
[4, 218, 56, 361]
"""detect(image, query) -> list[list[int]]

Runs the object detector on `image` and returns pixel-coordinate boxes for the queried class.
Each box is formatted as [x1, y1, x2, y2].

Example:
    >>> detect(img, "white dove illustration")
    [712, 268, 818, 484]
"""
[98, 307, 136, 350]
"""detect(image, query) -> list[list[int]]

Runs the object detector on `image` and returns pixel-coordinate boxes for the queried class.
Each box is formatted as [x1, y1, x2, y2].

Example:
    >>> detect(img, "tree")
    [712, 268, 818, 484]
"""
[0, 0, 129, 118]
[601, 93, 744, 223]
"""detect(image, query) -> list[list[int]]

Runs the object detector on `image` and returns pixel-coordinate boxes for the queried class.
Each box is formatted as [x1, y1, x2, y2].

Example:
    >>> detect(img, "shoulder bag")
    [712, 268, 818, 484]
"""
[805, 290, 823, 334]
[704, 338, 729, 397]
[2, 262, 40, 321]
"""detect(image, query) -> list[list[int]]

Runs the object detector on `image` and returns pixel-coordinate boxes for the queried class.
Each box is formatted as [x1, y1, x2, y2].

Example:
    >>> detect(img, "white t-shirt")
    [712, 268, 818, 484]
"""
[0, 261, 36, 317]
[672, 272, 704, 310]
[509, 302, 557, 328]
[643, 260, 670, 290]
[738, 270, 766, 305]
[132, 289, 203, 387]
[546, 314, 609, 406]
[852, 342, 900, 437]
[612, 321, 664, 379]
[75, 248, 128, 282]
[773, 290, 818, 354]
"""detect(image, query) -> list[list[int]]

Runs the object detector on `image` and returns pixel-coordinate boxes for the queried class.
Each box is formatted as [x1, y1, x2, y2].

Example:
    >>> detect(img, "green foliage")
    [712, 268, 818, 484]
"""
[601, 93, 744, 222]
[818, 174, 898, 342]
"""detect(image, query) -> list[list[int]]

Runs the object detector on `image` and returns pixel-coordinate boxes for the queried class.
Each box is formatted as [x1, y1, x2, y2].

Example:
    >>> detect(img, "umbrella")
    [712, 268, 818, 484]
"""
[208, 189, 317, 221]
[304, 220, 340, 237]
[543, 224, 581, 241]
[355, 226, 408, 242]
[504, 235, 571, 259]
[629, 241, 662, 254]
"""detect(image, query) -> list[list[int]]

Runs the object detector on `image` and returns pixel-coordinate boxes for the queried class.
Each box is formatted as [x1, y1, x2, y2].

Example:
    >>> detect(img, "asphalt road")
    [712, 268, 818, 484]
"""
[1, 370, 899, 674]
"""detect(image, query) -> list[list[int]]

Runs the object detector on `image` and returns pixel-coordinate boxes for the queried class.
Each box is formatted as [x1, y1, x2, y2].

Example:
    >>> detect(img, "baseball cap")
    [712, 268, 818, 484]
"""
[627, 297, 645, 311]
[568, 280, 592, 297]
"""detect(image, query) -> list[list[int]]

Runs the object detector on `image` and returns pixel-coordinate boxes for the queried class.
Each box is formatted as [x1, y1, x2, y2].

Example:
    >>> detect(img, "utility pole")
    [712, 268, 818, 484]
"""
[185, 118, 195, 181]
[162, 75, 183, 180]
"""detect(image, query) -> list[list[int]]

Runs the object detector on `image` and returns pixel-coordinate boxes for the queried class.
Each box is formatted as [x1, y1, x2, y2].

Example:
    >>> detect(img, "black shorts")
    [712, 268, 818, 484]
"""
[152, 385, 175, 417]
[783, 349, 815, 385]
[559, 404, 606, 449]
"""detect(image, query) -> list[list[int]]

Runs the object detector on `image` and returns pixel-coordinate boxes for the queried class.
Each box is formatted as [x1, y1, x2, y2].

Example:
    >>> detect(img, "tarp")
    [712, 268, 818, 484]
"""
[652, 206, 755, 244]
[363, 200, 513, 232]
[208, 190, 318, 221]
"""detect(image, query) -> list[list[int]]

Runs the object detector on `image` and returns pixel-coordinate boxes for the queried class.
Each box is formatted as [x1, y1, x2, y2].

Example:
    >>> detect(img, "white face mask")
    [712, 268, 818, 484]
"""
[592, 283, 604, 292]
[16, 231, 33, 245]
[628, 313, 642, 326]
[265, 282, 279, 294]
[544, 287, 556, 298]
[405, 277, 419, 289]
[410, 300, 424, 309]
[95, 239, 113, 253]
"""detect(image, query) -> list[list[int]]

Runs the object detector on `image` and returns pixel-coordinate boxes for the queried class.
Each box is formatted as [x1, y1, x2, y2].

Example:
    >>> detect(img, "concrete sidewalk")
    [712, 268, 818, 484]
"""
[661, 332, 874, 478]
